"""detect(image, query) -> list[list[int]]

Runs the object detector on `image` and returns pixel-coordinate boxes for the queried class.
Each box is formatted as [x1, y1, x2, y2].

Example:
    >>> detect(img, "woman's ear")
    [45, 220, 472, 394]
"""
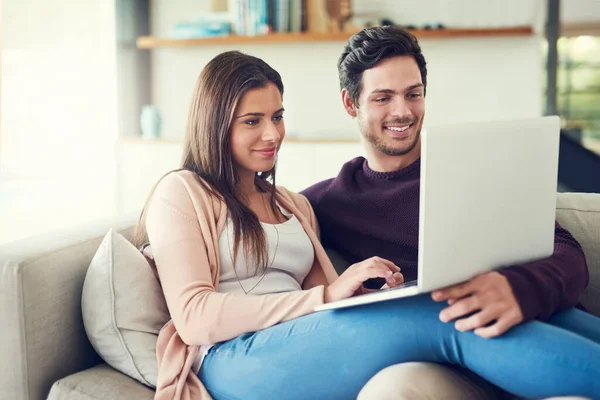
[341, 88, 358, 118]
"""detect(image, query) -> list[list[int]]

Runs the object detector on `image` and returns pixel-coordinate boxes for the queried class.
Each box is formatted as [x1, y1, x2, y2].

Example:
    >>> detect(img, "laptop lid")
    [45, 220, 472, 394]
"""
[417, 116, 560, 292]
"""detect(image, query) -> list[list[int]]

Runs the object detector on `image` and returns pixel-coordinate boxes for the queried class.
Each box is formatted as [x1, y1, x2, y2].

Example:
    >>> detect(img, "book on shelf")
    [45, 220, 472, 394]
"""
[228, 0, 322, 36]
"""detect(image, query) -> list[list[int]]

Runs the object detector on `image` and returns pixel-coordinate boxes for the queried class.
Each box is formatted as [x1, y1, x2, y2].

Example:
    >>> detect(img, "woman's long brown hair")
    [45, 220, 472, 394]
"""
[133, 51, 284, 273]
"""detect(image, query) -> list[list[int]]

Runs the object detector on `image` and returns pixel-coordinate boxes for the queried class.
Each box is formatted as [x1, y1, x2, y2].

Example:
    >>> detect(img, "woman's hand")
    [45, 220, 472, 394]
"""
[324, 257, 402, 303]
[377, 272, 405, 290]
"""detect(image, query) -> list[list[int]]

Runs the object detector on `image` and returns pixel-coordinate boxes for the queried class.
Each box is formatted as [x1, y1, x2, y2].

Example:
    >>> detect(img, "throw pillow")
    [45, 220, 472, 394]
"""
[82, 229, 169, 388]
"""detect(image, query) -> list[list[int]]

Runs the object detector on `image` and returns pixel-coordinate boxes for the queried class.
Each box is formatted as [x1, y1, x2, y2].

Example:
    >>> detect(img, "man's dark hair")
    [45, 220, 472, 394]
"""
[338, 26, 428, 107]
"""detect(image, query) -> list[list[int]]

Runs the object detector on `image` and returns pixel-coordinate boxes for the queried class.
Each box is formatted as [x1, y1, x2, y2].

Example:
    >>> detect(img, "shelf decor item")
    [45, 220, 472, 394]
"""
[325, 0, 352, 33]
[140, 105, 162, 140]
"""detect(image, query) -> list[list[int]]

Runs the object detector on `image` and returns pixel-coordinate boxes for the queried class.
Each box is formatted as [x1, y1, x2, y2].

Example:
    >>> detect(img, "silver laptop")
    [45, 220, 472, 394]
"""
[315, 116, 560, 312]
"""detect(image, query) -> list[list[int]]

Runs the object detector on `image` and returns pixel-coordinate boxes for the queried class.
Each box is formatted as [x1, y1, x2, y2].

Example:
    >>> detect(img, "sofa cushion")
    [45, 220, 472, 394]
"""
[81, 229, 169, 388]
[48, 363, 154, 400]
[556, 193, 600, 317]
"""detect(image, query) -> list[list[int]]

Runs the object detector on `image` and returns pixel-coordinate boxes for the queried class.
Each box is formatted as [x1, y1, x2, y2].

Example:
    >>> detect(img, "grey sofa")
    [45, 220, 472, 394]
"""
[1, 193, 599, 400]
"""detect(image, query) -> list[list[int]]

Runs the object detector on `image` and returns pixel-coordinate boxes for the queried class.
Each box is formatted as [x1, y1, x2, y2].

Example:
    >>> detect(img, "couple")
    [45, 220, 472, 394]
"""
[136, 26, 600, 400]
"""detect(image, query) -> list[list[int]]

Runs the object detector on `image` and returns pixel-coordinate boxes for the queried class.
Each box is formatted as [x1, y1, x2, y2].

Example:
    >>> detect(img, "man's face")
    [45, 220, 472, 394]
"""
[350, 56, 425, 157]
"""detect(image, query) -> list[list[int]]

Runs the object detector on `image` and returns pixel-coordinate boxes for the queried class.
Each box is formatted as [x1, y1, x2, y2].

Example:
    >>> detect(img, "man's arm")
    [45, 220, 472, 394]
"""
[433, 221, 589, 338]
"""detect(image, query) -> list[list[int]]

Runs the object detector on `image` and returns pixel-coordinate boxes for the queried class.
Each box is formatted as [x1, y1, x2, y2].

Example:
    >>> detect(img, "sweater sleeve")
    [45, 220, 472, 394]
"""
[146, 174, 326, 346]
[499, 221, 589, 321]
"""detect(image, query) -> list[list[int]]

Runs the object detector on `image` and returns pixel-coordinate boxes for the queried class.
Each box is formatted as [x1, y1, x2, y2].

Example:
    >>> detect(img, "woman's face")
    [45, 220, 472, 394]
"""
[230, 82, 285, 176]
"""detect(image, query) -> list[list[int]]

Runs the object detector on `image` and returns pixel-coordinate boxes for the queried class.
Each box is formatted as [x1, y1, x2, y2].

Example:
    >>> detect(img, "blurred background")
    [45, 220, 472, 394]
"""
[1, 0, 599, 244]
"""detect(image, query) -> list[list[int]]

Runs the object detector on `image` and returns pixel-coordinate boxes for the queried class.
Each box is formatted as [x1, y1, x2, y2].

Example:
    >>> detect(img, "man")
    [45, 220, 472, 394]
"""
[302, 26, 590, 398]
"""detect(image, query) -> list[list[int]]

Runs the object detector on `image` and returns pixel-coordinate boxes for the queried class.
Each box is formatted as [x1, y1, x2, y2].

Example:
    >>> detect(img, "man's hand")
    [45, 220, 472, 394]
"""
[431, 272, 524, 339]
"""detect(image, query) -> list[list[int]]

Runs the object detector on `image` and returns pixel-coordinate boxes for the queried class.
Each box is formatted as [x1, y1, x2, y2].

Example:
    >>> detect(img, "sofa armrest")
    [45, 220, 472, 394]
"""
[556, 193, 600, 317]
[0, 214, 138, 400]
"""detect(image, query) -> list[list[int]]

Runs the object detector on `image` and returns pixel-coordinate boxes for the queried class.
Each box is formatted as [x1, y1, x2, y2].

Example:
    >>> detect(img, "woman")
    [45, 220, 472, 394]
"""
[135, 51, 600, 400]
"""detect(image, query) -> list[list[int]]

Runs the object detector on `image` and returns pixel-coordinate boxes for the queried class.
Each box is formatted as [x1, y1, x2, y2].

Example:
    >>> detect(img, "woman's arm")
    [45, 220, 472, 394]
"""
[302, 260, 330, 289]
[147, 173, 327, 346]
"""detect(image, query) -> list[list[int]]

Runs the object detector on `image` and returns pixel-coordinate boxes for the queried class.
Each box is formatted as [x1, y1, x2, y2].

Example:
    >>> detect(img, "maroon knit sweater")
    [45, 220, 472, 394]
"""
[301, 156, 589, 321]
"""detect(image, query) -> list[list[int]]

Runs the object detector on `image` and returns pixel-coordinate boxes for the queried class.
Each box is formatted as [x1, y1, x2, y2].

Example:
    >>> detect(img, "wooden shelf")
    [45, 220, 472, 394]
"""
[137, 26, 533, 49]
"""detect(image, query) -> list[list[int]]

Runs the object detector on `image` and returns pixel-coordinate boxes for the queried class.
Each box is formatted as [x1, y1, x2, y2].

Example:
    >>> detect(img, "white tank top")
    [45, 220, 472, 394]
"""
[217, 204, 315, 295]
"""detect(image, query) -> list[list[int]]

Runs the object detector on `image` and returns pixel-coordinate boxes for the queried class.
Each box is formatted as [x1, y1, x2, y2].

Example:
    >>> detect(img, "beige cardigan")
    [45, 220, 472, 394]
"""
[145, 170, 340, 400]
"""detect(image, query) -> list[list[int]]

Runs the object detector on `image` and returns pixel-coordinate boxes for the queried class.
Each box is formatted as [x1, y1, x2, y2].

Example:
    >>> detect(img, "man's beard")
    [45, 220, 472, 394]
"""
[360, 117, 422, 156]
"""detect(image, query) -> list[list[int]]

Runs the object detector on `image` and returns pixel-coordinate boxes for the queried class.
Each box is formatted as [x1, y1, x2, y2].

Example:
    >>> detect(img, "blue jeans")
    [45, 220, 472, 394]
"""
[199, 294, 600, 400]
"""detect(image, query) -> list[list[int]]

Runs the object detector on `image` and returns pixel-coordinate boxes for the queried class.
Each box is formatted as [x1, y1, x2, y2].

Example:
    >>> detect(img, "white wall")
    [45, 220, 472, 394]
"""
[562, 0, 600, 24]
[149, 0, 544, 141]
[0, 0, 119, 243]
[1, 0, 118, 176]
